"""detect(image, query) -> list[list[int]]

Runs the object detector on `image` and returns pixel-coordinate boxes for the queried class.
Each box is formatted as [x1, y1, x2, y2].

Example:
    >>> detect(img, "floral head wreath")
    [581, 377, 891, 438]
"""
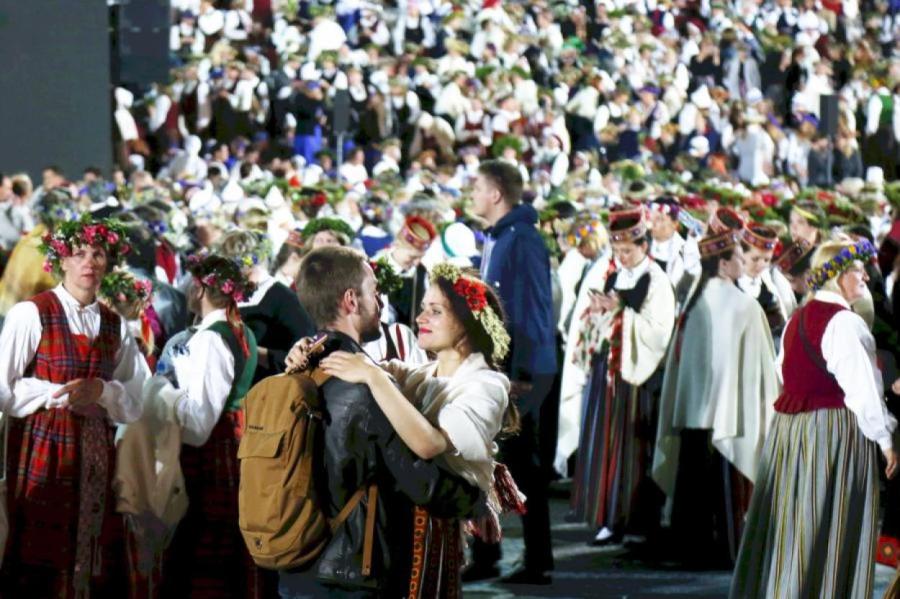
[187, 253, 256, 303]
[302, 217, 356, 244]
[238, 235, 273, 269]
[40, 214, 132, 275]
[370, 257, 403, 296]
[806, 239, 876, 291]
[430, 263, 510, 364]
[99, 270, 153, 307]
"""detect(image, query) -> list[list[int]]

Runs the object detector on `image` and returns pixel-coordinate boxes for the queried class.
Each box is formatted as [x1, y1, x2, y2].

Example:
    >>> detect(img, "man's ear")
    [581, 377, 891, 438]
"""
[341, 287, 359, 315]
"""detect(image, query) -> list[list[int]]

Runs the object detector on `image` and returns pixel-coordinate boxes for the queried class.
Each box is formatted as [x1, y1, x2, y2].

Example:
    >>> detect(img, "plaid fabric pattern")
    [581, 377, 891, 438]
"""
[162, 411, 277, 599]
[2, 290, 125, 598]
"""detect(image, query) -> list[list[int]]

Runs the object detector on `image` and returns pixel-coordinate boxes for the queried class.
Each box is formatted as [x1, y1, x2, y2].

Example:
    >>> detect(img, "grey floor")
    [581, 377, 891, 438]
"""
[462, 482, 896, 598]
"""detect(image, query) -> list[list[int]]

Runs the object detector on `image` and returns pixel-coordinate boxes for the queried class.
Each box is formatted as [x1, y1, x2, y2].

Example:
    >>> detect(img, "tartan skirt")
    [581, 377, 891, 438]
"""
[1, 409, 126, 598]
[730, 409, 879, 598]
[160, 410, 277, 599]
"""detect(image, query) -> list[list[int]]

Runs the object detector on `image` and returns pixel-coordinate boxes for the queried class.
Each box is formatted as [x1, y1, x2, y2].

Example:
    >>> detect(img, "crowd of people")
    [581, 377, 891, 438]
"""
[0, 0, 900, 597]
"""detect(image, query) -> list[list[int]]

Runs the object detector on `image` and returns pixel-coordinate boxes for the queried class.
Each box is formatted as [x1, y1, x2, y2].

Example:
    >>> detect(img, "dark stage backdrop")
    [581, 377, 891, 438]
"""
[0, 0, 113, 179]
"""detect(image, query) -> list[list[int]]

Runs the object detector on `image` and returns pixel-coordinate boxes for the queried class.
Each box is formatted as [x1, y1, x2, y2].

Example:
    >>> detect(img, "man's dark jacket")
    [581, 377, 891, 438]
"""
[312, 331, 485, 595]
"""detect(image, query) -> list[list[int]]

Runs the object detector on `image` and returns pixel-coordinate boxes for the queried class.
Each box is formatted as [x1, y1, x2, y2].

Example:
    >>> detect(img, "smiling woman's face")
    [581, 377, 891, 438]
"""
[415, 286, 466, 354]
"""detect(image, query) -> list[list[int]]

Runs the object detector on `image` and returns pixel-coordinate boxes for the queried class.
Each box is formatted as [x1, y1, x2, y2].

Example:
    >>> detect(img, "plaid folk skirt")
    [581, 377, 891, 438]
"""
[160, 410, 277, 599]
[1, 409, 126, 598]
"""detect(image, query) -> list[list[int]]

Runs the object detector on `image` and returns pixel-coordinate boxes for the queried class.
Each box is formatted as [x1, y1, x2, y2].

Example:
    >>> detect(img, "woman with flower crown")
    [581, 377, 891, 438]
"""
[287, 263, 521, 598]
[0, 215, 150, 597]
[652, 218, 780, 568]
[568, 207, 675, 547]
[217, 229, 316, 383]
[730, 239, 899, 599]
[151, 253, 275, 598]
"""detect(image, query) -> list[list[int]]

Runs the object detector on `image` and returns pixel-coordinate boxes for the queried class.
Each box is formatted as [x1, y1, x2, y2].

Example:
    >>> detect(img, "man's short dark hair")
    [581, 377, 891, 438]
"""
[43, 165, 63, 176]
[477, 159, 522, 206]
[296, 247, 368, 327]
[11, 179, 29, 198]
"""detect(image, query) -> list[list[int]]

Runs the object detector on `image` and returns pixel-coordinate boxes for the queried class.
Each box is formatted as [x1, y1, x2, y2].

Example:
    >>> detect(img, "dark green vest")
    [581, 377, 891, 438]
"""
[207, 320, 258, 412]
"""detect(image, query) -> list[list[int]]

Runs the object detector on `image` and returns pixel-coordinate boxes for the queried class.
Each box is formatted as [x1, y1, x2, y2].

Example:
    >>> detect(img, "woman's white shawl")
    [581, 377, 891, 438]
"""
[383, 353, 510, 494]
[653, 277, 780, 497]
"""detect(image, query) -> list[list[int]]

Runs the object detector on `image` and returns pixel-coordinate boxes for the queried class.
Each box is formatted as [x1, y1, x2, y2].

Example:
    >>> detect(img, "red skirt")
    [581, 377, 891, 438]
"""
[1, 409, 126, 598]
[408, 506, 463, 599]
[160, 411, 277, 599]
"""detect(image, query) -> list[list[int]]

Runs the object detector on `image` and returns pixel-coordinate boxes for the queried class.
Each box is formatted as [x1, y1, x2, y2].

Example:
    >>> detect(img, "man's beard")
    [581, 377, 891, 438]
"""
[359, 305, 382, 344]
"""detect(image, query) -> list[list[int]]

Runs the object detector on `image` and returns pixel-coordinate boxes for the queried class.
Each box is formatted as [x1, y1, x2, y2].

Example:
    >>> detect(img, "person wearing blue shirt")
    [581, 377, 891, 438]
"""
[465, 159, 557, 585]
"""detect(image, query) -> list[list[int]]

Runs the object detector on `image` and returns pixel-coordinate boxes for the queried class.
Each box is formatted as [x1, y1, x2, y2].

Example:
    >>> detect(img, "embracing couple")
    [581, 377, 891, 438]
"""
[279, 246, 522, 599]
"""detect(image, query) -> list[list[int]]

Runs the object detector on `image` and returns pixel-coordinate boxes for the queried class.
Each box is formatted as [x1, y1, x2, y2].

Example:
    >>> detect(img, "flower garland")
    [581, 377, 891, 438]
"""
[238, 236, 273, 269]
[187, 253, 256, 303]
[806, 239, 876, 291]
[430, 263, 511, 364]
[370, 257, 403, 296]
[99, 270, 153, 307]
[39, 215, 132, 275]
[302, 217, 357, 243]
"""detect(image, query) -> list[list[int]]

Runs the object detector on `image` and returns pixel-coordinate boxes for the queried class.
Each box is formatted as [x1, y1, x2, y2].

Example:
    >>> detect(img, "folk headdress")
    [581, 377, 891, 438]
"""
[742, 223, 778, 252]
[699, 229, 740, 258]
[566, 214, 607, 248]
[649, 196, 681, 220]
[608, 206, 647, 243]
[187, 253, 256, 304]
[806, 239, 876, 291]
[302, 217, 356, 245]
[430, 263, 510, 365]
[187, 253, 256, 356]
[708, 206, 745, 235]
[398, 215, 437, 251]
[370, 256, 403, 296]
[774, 238, 815, 275]
[40, 214, 132, 276]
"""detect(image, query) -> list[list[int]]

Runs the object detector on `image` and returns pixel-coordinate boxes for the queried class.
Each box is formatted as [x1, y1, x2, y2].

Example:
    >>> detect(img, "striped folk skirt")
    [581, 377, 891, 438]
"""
[407, 506, 463, 599]
[730, 408, 879, 599]
[570, 353, 660, 535]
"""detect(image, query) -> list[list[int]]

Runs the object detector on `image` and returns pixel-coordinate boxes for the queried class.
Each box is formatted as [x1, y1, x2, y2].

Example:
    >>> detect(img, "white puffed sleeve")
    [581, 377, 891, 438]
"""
[822, 310, 897, 451]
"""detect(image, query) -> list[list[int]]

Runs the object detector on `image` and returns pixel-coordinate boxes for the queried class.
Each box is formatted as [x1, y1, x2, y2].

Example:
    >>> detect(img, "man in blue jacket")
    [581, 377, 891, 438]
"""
[466, 159, 558, 584]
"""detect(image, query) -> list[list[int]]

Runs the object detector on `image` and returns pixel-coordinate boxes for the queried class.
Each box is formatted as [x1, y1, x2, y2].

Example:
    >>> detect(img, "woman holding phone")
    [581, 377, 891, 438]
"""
[570, 207, 675, 546]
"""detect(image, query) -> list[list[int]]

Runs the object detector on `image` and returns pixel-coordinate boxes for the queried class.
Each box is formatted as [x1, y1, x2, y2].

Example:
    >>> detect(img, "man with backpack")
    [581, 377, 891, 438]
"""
[276, 246, 486, 598]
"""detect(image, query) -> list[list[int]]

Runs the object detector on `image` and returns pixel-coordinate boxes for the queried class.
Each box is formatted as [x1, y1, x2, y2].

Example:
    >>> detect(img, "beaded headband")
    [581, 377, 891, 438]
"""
[699, 230, 740, 258]
[806, 239, 876, 291]
[430, 263, 510, 364]
[742, 224, 778, 252]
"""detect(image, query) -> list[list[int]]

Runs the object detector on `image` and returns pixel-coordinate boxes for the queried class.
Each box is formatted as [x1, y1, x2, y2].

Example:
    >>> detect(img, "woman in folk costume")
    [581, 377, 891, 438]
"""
[294, 263, 522, 598]
[0, 215, 150, 597]
[731, 239, 899, 598]
[569, 208, 675, 545]
[653, 225, 781, 568]
[156, 254, 275, 598]
[555, 216, 611, 476]
[737, 223, 797, 340]
[217, 230, 316, 383]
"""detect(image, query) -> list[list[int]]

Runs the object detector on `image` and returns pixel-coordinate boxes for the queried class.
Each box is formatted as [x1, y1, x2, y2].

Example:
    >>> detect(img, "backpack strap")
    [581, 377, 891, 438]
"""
[329, 483, 379, 577]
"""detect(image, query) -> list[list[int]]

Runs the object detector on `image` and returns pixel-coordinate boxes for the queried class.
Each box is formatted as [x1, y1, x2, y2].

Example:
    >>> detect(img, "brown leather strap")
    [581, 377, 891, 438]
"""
[361, 484, 378, 576]
[310, 367, 331, 387]
[330, 487, 366, 532]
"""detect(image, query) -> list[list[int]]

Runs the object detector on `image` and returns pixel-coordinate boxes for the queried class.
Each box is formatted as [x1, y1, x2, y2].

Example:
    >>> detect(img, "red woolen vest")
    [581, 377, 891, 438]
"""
[774, 300, 846, 414]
